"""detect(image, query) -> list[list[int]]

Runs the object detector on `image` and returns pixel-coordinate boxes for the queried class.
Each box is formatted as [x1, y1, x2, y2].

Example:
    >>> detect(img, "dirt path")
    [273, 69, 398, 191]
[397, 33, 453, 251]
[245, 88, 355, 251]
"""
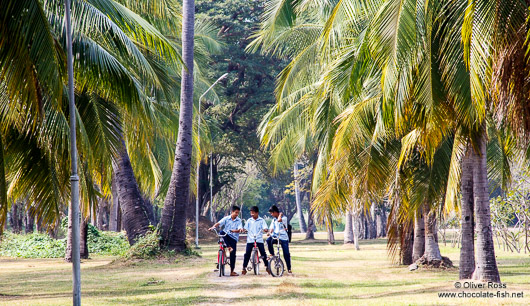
[200, 241, 297, 305]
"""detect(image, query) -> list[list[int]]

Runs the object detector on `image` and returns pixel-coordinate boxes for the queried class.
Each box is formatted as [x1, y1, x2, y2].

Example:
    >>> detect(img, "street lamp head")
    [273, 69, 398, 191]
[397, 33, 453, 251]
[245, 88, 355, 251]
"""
[200, 73, 230, 102]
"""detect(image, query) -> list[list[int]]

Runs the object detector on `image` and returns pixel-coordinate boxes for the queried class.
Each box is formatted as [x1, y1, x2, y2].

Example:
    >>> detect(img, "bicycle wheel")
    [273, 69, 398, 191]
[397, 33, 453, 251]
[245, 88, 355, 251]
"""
[269, 257, 284, 277]
[252, 250, 259, 275]
[218, 250, 225, 277]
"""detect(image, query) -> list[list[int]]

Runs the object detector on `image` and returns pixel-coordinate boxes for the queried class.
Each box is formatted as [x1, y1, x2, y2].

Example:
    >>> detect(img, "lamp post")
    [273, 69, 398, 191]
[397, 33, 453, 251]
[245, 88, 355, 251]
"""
[196, 73, 228, 249]
[210, 152, 213, 222]
[65, 0, 81, 304]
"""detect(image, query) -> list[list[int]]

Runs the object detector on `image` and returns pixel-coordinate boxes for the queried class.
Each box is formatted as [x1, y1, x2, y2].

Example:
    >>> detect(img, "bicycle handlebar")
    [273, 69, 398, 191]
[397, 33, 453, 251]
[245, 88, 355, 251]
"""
[246, 230, 263, 239]
[209, 228, 228, 237]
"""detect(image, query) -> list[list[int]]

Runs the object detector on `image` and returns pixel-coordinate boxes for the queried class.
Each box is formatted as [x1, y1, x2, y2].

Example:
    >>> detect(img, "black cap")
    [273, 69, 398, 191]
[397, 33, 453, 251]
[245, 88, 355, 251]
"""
[268, 205, 279, 213]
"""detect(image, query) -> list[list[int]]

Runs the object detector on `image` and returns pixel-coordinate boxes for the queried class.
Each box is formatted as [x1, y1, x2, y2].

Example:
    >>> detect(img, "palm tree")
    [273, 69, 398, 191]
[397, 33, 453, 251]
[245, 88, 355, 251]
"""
[251, 0, 529, 281]
[112, 140, 153, 244]
[1, 0, 182, 243]
[160, 0, 196, 251]
[412, 207, 425, 262]
[1, 0, 222, 251]
[293, 162, 307, 232]
[459, 142, 475, 278]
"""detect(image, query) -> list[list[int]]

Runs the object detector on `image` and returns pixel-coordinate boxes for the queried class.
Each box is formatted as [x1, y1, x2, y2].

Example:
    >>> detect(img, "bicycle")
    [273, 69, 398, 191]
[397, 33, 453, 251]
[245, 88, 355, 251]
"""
[268, 235, 285, 277]
[246, 232, 263, 275]
[210, 228, 230, 277]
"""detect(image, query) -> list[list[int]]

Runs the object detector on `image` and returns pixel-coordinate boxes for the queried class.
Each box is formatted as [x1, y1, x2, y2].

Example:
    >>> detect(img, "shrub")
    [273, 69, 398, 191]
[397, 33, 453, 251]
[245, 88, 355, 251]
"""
[122, 228, 200, 261]
[0, 232, 66, 258]
[86, 224, 129, 256]
[0, 226, 129, 258]
[123, 230, 161, 260]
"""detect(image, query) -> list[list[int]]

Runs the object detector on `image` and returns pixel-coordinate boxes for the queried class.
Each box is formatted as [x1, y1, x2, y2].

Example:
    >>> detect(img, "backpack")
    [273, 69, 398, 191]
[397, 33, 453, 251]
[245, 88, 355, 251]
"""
[287, 224, 292, 242]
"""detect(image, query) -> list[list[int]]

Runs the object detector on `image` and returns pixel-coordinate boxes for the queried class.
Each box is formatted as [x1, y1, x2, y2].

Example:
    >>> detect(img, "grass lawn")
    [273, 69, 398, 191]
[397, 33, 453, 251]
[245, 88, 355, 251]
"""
[0, 232, 529, 305]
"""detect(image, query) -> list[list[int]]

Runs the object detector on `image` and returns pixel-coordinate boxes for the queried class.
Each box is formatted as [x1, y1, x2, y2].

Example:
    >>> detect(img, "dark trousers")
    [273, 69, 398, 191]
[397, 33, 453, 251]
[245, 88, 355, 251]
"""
[221, 232, 237, 272]
[243, 242, 268, 268]
[266, 236, 291, 270]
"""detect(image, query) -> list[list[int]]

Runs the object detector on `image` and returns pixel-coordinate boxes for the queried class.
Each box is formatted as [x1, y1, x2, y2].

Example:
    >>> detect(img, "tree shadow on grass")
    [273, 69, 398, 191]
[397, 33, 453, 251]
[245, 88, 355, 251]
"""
[299, 280, 422, 289]
[289, 255, 352, 263]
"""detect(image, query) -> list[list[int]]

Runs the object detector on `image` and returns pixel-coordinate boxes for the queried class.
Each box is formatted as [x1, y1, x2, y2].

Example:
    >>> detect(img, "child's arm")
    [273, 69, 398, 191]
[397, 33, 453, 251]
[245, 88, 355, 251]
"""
[262, 219, 269, 233]
[208, 217, 224, 231]
[236, 221, 243, 233]
[243, 220, 249, 233]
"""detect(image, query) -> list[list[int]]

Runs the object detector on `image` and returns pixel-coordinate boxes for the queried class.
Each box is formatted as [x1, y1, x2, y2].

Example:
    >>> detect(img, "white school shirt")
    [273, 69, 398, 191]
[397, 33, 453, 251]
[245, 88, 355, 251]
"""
[270, 216, 289, 241]
[244, 217, 268, 243]
[218, 215, 243, 241]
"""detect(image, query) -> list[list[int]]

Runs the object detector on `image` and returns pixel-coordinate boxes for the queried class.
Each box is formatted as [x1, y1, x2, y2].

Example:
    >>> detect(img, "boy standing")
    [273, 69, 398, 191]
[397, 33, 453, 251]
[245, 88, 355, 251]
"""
[267, 205, 292, 273]
[209, 205, 243, 276]
[242, 206, 270, 275]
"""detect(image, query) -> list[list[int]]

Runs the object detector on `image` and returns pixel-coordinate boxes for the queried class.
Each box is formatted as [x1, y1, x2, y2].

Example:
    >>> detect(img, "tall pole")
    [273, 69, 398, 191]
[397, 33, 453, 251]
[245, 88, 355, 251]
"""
[65, 0, 81, 304]
[195, 73, 228, 249]
[210, 152, 213, 222]
[195, 99, 201, 249]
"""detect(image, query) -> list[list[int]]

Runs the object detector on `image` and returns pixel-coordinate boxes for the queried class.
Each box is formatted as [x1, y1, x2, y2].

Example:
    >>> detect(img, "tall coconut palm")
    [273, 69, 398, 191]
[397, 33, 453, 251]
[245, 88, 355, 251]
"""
[412, 207, 425, 262]
[293, 162, 307, 232]
[160, 0, 196, 251]
[459, 142, 475, 278]
[1, 0, 181, 243]
[252, 0, 530, 281]
[1, 0, 222, 249]
[440, 0, 528, 282]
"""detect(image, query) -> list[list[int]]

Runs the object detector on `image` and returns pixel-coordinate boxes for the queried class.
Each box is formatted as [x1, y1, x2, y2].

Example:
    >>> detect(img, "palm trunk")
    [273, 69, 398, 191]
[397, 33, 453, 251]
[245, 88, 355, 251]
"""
[294, 163, 307, 232]
[96, 198, 107, 230]
[472, 129, 500, 282]
[10, 202, 22, 234]
[352, 211, 360, 250]
[327, 216, 335, 244]
[368, 203, 377, 239]
[25, 208, 35, 234]
[143, 196, 157, 225]
[412, 207, 425, 262]
[112, 141, 152, 244]
[0, 133, 7, 236]
[109, 175, 121, 232]
[359, 211, 366, 239]
[424, 205, 442, 262]
[460, 142, 475, 279]
[400, 221, 414, 265]
[36, 217, 43, 233]
[160, 0, 195, 251]
[80, 217, 89, 259]
[344, 210, 354, 244]
[305, 208, 315, 240]
[376, 204, 386, 237]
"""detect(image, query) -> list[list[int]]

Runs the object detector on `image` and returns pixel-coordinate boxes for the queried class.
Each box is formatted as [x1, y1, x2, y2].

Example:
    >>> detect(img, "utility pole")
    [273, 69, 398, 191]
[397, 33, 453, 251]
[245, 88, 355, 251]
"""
[196, 73, 228, 248]
[65, 0, 81, 304]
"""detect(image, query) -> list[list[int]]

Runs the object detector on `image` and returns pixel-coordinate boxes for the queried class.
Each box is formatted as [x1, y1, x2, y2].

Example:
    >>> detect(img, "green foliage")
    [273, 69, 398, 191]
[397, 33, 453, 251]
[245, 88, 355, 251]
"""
[194, 0, 289, 214]
[86, 225, 129, 256]
[0, 227, 129, 258]
[123, 230, 162, 260]
[182, 248, 200, 257]
[123, 229, 200, 260]
[0, 232, 66, 258]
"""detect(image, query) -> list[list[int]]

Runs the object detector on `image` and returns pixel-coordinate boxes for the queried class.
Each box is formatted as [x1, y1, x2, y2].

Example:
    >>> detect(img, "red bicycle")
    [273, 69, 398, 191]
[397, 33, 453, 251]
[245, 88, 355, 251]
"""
[211, 228, 229, 277]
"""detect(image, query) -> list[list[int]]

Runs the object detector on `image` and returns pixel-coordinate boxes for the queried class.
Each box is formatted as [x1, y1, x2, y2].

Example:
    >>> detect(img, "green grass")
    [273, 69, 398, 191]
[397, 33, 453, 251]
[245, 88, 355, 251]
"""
[0, 232, 529, 305]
